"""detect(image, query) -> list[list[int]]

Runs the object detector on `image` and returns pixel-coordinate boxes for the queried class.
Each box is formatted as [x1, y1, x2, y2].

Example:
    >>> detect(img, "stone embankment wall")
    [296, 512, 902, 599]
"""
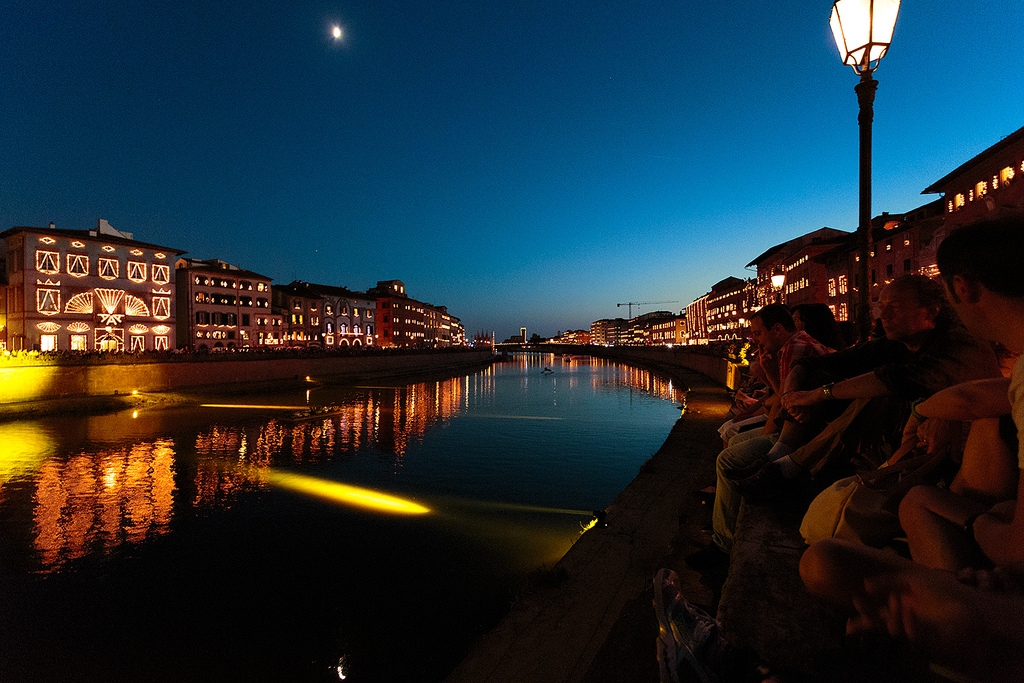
[584, 346, 741, 389]
[0, 350, 495, 403]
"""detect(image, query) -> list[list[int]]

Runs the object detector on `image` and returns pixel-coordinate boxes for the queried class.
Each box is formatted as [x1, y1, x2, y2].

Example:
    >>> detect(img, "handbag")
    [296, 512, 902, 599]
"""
[800, 438, 951, 546]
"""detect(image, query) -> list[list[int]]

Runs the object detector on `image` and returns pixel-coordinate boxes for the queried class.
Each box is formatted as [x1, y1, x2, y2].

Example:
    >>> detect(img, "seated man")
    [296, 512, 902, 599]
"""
[747, 275, 1000, 490]
[898, 378, 1017, 571]
[709, 304, 832, 555]
[801, 216, 1024, 682]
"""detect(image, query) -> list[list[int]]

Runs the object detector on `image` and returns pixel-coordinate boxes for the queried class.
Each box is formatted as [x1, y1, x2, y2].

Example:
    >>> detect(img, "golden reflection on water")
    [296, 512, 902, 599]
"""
[32, 439, 176, 572]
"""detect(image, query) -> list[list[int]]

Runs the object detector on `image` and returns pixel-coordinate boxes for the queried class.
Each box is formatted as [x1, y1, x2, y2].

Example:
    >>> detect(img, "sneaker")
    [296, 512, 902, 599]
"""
[653, 569, 729, 683]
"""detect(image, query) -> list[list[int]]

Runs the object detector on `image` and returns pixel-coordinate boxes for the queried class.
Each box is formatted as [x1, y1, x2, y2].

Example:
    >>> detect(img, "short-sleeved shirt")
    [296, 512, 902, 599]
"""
[1010, 356, 1024, 469]
[777, 330, 832, 383]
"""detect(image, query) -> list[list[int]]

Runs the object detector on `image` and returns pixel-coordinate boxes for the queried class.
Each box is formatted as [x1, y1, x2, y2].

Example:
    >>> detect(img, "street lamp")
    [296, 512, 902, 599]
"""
[830, 0, 900, 341]
[770, 272, 785, 304]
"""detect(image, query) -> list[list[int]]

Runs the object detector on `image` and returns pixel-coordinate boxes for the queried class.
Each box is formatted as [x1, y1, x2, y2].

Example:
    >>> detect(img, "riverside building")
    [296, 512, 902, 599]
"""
[0, 220, 185, 352]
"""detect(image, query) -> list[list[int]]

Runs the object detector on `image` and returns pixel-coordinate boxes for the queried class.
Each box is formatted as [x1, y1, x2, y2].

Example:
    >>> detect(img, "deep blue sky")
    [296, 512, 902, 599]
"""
[2, 1, 1022, 339]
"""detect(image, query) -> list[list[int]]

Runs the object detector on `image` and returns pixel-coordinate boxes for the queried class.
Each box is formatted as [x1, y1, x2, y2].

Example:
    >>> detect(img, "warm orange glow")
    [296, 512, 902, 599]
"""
[262, 469, 430, 515]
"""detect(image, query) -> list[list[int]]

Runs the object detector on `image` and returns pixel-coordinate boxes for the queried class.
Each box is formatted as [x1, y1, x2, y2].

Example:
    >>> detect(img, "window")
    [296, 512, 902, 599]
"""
[127, 261, 147, 282]
[886, 264, 893, 278]
[828, 278, 837, 297]
[838, 276, 848, 294]
[839, 303, 848, 321]
[36, 250, 59, 274]
[155, 336, 169, 351]
[152, 295, 171, 320]
[40, 334, 57, 351]
[98, 257, 119, 279]
[903, 259, 912, 273]
[152, 263, 170, 285]
[67, 253, 89, 277]
[71, 334, 88, 351]
[242, 314, 250, 326]
[37, 285, 60, 315]
[131, 335, 146, 352]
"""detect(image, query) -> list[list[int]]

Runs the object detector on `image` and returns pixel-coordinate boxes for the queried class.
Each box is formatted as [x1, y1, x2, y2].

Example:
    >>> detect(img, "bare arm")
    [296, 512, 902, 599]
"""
[783, 370, 890, 410]
[915, 378, 1012, 422]
[972, 468, 1024, 570]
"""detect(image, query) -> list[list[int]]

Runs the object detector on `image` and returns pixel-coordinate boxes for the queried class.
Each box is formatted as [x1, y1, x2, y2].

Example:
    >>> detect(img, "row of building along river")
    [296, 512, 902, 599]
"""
[0, 352, 686, 682]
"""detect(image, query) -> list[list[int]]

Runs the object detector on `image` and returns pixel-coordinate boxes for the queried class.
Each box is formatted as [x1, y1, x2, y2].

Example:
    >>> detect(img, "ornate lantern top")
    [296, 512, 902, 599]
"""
[830, 0, 901, 74]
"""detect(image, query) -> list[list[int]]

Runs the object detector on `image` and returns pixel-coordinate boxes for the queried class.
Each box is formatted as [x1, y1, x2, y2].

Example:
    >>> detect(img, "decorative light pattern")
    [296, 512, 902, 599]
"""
[129, 324, 149, 334]
[154, 252, 165, 259]
[67, 253, 89, 277]
[125, 295, 150, 317]
[36, 322, 61, 333]
[152, 263, 170, 285]
[152, 325, 170, 335]
[65, 292, 94, 314]
[130, 249, 143, 256]
[36, 250, 59, 274]
[36, 281, 60, 315]
[98, 258, 119, 280]
[95, 288, 125, 325]
[39, 237, 56, 244]
[71, 241, 84, 248]
[152, 295, 171, 320]
[67, 322, 91, 333]
[101, 245, 115, 253]
[127, 261, 147, 283]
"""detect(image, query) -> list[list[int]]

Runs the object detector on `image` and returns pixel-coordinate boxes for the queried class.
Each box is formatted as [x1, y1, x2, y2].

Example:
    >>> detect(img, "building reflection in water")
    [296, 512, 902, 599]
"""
[8, 377, 467, 573]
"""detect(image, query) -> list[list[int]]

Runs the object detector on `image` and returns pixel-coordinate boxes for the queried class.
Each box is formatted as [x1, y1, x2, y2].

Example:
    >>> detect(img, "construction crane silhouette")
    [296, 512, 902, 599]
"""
[616, 300, 678, 319]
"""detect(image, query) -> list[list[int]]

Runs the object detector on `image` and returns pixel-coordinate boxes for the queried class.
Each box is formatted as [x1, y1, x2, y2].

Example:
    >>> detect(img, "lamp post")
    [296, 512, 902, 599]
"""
[830, 0, 900, 342]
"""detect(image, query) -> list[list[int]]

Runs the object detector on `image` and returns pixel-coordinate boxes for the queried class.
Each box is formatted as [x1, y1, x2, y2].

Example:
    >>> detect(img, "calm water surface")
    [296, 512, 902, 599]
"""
[0, 353, 684, 682]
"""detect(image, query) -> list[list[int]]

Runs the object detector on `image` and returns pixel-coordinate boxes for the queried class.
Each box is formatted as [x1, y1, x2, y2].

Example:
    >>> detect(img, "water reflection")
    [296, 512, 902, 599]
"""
[32, 439, 175, 573]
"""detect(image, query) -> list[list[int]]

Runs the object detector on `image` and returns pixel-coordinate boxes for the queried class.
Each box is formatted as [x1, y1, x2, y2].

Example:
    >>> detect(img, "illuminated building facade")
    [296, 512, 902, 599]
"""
[705, 277, 755, 342]
[368, 280, 425, 348]
[649, 314, 686, 346]
[423, 304, 464, 347]
[550, 329, 592, 345]
[175, 258, 280, 350]
[590, 318, 628, 346]
[272, 282, 324, 347]
[684, 296, 709, 345]
[283, 281, 376, 347]
[0, 220, 184, 352]
[745, 227, 849, 309]
[924, 124, 1024, 233]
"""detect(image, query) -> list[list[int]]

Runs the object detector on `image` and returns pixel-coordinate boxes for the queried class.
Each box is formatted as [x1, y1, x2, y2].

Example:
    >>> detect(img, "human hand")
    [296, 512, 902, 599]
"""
[916, 417, 959, 454]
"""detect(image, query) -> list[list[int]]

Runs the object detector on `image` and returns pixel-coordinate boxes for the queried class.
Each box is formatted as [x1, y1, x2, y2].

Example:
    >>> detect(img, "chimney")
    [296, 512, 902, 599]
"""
[49, 222, 55, 229]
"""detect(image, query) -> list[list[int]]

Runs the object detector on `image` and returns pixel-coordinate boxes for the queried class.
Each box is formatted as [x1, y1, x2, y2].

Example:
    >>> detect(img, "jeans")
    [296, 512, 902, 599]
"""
[711, 431, 778, 553]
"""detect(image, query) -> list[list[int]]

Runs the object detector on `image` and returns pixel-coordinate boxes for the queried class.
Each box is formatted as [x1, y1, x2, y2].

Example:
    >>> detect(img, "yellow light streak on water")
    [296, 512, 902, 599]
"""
[201, 404, 308, 410]
[0, 422, 55, 485]
[262, 469, 430, 515]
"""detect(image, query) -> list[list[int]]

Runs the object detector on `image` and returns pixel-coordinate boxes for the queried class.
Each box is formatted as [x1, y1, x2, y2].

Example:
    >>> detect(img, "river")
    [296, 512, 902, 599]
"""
[0, 352, 685, 682]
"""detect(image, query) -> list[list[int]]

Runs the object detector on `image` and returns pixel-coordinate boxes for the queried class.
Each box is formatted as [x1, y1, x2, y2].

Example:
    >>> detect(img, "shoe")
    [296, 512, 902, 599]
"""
[654, 569, 727, 683]
[733, 463, 796, 502]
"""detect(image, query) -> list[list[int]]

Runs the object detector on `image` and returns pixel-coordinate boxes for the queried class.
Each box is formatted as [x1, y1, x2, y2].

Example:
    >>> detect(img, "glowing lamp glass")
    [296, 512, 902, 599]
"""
[830, 0, 900, 73]
[771, 274, 785, 288]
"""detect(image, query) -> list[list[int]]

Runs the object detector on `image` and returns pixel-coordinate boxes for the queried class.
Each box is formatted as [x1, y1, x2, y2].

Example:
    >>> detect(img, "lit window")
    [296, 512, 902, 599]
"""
[152, 263, 170, 285]
[155, 336, 169, 351]
[954, 193, 966, 209]
[71, 335, 88, 351]
[838, 275, 848, 294]
[36, 250, 59, 274]
[128, 261, 147, 283]
[1001, 166, 1015, 185]
[152, 295, 171, 320]
[839, 303, 848, 321]
[828, 279, 837, 297]
[37, 285, 60, 315]
[131, 335, 146, 352]
[40, 334, 57, 352]
[98, 257, 119, 280]
[976, 181, 988, 197]
[67, 253, 89, 277]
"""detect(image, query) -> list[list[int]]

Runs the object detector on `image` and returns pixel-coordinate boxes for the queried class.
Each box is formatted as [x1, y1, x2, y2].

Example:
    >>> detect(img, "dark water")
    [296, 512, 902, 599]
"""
[0, 353, 684, 682]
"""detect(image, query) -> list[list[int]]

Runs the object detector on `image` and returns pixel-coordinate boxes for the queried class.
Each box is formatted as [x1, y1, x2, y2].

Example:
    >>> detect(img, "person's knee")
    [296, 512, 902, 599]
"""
[799, 540, 841, 597]
[899, 484, 932, 527]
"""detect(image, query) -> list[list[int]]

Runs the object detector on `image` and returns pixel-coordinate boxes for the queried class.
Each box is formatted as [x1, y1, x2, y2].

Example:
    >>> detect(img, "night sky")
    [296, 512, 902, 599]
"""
[2, 1, 1022, 339]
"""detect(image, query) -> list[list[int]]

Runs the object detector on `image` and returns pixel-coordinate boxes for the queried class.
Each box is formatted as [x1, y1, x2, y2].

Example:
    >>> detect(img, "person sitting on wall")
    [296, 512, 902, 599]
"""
[706, 304, 833, 556]
[739, 275, 1000, 496]
[800, 216, 1024, 683]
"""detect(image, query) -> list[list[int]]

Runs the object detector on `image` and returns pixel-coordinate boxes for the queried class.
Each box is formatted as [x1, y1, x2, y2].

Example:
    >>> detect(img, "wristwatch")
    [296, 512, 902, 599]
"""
[822, 383, 836, 400]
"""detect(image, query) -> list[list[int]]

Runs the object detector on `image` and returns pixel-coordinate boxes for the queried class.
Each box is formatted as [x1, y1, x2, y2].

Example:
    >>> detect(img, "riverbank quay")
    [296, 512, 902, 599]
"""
[449, 350, 940, 683]
[0, 347, 495, 419]
[447, 364, 734, 683]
